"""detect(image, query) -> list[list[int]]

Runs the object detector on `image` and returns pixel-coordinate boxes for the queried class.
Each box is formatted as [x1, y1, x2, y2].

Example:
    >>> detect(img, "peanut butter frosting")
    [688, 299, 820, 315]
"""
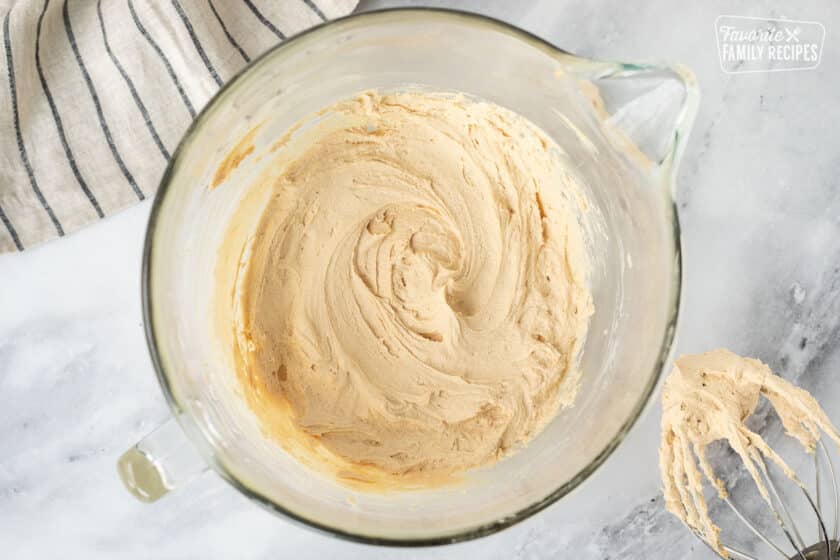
[660, 349, 840, 556]
[217, 91, 593, 485]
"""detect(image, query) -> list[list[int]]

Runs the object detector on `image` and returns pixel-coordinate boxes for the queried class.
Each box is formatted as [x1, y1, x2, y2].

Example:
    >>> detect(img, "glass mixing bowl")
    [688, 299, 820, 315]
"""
[118, 7, 698, 545]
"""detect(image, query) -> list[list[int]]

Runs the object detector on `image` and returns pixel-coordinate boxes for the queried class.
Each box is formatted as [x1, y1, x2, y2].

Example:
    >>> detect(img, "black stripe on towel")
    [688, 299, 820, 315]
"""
[243, 0, 286, 40]
[0, 203, 24, 251]
[302, 0, 327, 22]
[4, 11, 65, 236]
[127, 0, 196, 119]
[170, 0, 223, 87]
[36, 0, 104, 218]
[96, 0, 169, 161]
[207, 0, 250, 63]
[63, 0, 144, 201]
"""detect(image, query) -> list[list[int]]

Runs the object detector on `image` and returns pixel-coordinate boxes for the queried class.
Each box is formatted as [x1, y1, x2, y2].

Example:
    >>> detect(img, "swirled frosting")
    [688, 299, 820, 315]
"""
[224, 91, 593, 482]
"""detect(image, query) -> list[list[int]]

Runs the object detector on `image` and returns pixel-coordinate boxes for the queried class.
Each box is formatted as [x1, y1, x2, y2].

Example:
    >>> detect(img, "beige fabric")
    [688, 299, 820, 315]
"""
[0, 0, 357, 252]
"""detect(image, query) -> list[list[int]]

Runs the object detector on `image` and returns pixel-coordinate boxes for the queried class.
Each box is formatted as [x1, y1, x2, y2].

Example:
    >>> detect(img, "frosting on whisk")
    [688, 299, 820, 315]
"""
[660, 349, 840, 556]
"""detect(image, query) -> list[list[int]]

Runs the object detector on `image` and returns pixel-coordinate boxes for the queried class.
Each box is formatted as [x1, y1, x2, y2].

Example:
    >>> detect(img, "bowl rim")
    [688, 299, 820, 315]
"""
[142, 6, 683, 547]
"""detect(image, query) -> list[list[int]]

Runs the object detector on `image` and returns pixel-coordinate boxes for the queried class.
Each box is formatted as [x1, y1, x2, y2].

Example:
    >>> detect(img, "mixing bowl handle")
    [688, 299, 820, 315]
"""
[117, 416, 208, 503]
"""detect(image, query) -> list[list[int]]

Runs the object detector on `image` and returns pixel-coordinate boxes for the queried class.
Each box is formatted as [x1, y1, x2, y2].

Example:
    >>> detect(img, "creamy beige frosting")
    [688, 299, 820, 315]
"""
[660, 349, 840, 556]
[218, 91, 593, 485]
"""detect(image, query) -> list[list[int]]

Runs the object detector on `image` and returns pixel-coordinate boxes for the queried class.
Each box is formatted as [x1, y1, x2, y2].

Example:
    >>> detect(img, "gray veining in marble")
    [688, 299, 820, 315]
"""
[2, 0, 840, 558]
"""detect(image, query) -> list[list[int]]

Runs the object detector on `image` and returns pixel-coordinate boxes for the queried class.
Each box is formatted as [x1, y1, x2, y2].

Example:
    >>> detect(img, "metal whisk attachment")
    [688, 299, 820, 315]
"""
[694, 440, 839, 560]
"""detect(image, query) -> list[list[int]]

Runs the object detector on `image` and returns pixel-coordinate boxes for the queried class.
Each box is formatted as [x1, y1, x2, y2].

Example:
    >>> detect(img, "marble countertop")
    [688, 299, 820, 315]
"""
[2, 0, 839, 558]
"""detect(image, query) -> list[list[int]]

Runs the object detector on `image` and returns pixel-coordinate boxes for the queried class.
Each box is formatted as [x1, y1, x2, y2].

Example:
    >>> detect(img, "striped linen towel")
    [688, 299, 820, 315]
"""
[0, 0, 358, 252]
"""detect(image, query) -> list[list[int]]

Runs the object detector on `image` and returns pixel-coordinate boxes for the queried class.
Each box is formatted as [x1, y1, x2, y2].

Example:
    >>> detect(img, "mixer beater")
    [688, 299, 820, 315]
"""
[659, 350, 840, 560]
